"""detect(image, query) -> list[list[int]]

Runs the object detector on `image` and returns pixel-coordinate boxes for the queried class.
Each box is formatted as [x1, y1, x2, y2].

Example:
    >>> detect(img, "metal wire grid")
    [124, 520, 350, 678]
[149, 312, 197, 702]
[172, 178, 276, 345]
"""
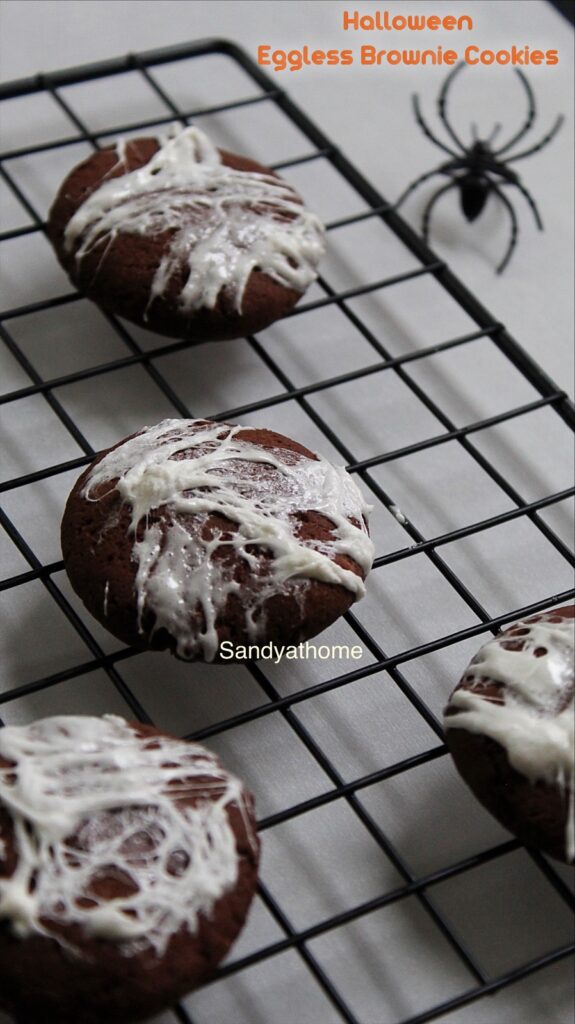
[0, 37, 574, 1024]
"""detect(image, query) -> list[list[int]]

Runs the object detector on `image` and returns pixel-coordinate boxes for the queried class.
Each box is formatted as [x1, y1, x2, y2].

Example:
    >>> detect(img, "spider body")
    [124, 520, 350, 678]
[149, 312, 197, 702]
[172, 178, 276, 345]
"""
[459, 170, 491, 222]
[434, 144, 522, 223]
[457, 143, 518, 221]
[396, 64, 564, 272]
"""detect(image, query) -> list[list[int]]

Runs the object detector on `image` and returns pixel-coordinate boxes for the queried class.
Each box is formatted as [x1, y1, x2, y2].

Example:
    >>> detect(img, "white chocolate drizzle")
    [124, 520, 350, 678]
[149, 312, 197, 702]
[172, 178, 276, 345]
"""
[445, 612, 575, 861]
[63, 125, 326, 314]
[389, 503, 407, 526]
[83, 419, 373, 661]
[0, 715, 254, 955]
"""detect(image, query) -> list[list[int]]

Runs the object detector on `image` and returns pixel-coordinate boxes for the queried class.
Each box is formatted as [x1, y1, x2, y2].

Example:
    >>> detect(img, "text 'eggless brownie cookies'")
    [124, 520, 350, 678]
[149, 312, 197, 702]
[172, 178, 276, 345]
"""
[0, 714, 259, 1024]
[61, 418, 374, 662]
[48, 125, 326, 341]
[444, 605, 574, 863]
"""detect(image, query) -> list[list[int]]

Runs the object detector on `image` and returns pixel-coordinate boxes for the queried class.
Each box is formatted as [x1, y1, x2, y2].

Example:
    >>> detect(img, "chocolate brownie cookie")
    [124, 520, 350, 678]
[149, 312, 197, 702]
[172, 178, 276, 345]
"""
[444, 605, 574, 863]
[61, 417, 374, 662]
[48, 125, 325, 341]
[0, 714, 259, 1024]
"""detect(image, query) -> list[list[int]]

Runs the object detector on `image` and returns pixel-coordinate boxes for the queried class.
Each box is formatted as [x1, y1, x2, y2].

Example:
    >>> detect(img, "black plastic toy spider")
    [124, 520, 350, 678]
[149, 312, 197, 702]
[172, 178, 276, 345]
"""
[395, 63, 564, 272]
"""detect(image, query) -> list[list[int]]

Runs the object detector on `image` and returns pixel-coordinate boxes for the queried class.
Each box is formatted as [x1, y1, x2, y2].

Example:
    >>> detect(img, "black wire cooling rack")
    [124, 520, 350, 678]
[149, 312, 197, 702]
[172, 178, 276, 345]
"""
[0, 38, 574, 1024]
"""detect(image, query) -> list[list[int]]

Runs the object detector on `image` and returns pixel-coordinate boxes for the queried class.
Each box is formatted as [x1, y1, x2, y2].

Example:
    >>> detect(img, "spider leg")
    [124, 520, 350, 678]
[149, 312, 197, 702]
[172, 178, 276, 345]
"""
[421, 180, 459, 244]
[495, 68, 536, 155]
[506, 114, 564, 162]
[437, 63, 468, 153]
[488, 123, 502, 145]
[501, 178, 543, 230]
[394, 162, 459, 209]
[412, 94, 459, 157]
[491, 184, 519, 274]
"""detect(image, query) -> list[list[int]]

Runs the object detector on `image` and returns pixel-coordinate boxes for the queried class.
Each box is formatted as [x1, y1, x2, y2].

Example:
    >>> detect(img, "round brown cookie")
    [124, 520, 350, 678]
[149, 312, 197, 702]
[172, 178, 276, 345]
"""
[47, 126, 325, 342]
[444, 605, 575, 863]
[0, 715, 259, 1024]
[60, 417, 373, 662]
